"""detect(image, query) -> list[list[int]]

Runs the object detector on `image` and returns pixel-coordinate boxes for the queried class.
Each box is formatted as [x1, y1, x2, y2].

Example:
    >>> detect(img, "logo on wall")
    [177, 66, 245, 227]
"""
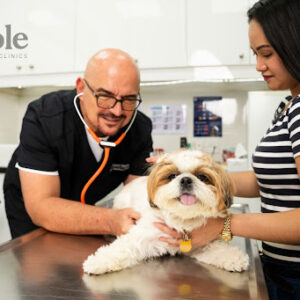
[0, 25, 29, 59]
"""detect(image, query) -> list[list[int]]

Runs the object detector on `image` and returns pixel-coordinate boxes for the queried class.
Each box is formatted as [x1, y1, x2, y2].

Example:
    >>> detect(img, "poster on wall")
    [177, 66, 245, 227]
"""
[194, 96, 222, 137]
[149, 105, 187, 134]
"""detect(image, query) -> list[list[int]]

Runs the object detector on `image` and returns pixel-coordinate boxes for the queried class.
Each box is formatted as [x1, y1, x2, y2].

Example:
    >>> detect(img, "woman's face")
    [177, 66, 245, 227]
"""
[249, 19, 300, 98]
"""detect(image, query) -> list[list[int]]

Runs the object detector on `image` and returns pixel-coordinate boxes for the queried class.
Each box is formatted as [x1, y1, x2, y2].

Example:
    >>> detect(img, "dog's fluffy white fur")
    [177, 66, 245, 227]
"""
[83, 150, 249, 275]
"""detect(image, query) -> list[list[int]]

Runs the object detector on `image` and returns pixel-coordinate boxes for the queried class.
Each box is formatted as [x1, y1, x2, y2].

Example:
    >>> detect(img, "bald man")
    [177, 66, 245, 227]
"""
[4, 49, 153, 238]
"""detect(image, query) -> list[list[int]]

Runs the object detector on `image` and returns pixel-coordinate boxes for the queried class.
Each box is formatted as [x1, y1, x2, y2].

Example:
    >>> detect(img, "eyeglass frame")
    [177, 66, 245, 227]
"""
[83, 79, 142, 111]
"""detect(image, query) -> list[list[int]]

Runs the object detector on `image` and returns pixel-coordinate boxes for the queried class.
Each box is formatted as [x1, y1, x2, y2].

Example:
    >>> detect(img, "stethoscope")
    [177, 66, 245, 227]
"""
[73, 93, 138, 204]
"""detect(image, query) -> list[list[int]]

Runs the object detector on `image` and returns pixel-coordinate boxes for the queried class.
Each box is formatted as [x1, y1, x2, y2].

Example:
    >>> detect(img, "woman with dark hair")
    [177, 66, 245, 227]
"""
[154, 0, 300, 299]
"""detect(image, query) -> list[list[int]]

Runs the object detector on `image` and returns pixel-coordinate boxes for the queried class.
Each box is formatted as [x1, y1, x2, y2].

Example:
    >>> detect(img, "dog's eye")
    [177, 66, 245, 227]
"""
[197, 174, 210, 184]
[168, 174, 177, 180]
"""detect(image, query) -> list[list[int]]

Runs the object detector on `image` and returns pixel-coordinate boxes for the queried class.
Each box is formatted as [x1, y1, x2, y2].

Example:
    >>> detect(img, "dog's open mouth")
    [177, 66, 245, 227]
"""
[179, 193, 197, 206]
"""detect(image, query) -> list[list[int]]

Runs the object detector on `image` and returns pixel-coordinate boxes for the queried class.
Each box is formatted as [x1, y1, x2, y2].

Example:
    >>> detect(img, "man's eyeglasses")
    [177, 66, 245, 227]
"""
[84, 79, 142, 111]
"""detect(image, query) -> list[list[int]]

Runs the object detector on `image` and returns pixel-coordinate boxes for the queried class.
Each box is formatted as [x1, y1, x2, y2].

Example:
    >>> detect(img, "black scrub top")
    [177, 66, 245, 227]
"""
[4, 89, 153, 237]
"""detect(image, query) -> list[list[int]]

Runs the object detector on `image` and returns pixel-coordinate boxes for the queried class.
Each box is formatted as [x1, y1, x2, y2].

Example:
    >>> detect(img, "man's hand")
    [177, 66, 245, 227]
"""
[108, 208, 141, 236]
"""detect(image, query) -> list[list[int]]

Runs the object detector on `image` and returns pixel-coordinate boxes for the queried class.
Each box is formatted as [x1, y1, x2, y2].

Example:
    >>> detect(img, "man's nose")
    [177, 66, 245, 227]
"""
[110, 100, 123, 116]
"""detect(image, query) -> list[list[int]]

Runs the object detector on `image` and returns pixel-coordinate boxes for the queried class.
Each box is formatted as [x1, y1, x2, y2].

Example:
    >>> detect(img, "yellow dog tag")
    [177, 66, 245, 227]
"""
[179, 230, 192, 253]
[180, 239, 192, 253]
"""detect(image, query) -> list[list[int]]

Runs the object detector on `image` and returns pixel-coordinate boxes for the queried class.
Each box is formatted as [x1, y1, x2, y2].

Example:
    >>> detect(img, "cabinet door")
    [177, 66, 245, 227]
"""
[249, 0, 257, 65]
[0, 0, 75, 75]
[0, 0, 28, 75]
[187, 0, 251, 66]
[75, 0, 186, 71]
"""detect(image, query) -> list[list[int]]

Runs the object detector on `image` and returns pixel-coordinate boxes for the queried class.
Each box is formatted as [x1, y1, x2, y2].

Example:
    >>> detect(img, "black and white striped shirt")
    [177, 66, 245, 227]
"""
[252, 95, 300, 264]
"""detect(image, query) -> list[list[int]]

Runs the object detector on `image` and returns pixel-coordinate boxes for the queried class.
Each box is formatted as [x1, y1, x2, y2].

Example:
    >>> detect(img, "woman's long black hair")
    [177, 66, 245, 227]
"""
[248, 0, 300, 82]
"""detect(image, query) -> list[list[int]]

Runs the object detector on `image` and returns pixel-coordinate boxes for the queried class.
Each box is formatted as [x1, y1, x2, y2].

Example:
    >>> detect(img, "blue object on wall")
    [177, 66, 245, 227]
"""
[193, 96, 222, 137]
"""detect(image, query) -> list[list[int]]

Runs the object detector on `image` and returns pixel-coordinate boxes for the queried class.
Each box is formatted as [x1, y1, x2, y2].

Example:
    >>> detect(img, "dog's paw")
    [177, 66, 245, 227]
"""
[191, 241, 249, 272]
[222, 249, 249, 272]
[83, 245, 137, 275]
[83, 248, 122, 275]
[83, 253, 109, 275]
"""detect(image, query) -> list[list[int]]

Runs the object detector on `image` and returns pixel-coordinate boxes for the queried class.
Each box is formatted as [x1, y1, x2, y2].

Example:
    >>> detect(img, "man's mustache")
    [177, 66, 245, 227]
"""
[98, 113, 126, 120]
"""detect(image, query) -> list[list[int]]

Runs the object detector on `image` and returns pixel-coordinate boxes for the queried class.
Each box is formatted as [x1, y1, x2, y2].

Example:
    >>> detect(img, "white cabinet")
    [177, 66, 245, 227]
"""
[249, 0, 258, 65]
[0, 0, 261, 86]
[0, 0, 75, 76]
[75, 0, 186, 70]
[187, 0, 251, 66]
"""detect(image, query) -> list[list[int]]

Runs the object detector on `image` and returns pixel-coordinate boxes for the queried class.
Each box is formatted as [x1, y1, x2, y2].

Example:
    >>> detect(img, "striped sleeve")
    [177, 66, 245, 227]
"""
[288, 96, 300, 158]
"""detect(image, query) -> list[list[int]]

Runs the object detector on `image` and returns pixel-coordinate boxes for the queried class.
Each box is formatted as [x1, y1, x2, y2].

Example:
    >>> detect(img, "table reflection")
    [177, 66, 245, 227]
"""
[83, 255, 251, 300]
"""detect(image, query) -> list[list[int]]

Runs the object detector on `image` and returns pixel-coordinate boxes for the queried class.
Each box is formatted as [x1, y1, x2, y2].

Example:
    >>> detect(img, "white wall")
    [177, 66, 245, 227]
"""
[140, 81, 252, 162]
[0, 173, 11, 244]
[247, 90, 288, 164]
[0, 89, 20, 144]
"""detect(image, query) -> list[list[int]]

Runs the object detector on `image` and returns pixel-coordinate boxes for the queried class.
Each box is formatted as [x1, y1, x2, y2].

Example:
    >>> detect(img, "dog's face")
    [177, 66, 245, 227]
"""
[147, 150, 233, 221]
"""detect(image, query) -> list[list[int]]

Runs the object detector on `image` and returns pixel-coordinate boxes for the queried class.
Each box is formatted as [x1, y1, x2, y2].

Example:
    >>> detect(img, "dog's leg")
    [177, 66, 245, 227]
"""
[190, 240, 249, 272]
[83, 225, 176, 275]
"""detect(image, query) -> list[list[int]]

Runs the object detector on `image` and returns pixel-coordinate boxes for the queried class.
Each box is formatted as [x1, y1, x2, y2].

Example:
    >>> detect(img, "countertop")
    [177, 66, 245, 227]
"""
[0, 204, 269, 300]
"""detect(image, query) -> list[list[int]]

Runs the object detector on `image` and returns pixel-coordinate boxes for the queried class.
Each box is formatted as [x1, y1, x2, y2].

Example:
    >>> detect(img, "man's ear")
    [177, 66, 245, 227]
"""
[76, 77, 85, 96]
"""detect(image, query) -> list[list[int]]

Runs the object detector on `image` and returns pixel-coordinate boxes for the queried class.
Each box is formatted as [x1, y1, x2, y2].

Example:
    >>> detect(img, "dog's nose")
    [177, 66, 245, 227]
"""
[180, 177, 193, 190]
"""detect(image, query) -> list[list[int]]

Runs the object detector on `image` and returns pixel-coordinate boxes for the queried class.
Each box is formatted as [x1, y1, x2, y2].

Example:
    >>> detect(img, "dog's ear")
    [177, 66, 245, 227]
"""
[147, 154, 174, 208]
[147, 161, 162, 208]
[213, 161, 234, 210]
[147, 152, 171, 184]
[221, 169, 234, 208]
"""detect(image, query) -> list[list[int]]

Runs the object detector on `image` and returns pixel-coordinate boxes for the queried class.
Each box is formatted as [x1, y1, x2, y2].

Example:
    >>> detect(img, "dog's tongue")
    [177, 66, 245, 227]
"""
[180, 194, 196, 206]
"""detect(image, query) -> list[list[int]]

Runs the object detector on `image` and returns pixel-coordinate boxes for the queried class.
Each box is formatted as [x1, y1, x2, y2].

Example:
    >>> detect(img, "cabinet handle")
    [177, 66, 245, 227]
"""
[239, 53, 244, 59]
[16, 65, 22, 70]
[29, 65, 34, 70]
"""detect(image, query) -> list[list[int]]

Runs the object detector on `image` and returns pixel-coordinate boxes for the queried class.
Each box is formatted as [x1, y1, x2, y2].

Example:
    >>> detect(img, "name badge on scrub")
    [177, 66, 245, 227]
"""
[109, 164, 130, 172]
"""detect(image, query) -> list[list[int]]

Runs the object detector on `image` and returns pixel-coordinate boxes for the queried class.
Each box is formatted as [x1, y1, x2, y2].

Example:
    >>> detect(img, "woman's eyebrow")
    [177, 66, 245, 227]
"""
[256, 44, 272, 51]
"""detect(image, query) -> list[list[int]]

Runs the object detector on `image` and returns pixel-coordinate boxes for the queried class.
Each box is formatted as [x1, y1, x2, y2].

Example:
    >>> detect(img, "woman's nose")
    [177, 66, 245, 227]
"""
[256, 57, 267, 72]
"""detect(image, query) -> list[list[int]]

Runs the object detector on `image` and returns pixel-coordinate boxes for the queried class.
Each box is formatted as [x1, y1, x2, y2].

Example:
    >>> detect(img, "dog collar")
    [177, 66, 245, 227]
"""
[180, 230, 192, 253]
[149, 201, 158, 209]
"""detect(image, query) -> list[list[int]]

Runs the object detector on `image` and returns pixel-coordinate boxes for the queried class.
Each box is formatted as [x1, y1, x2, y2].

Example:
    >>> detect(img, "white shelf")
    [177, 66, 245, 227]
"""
[0, 65, 263, 88]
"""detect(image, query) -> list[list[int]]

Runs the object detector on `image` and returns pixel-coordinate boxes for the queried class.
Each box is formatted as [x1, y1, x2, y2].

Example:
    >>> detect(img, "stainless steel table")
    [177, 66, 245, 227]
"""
[0, 204, 268, 299]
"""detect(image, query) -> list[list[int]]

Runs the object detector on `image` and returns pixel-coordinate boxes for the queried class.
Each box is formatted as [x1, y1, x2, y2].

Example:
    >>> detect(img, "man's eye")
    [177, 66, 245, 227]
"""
[197, 174, 210, 183]
[168, 174, 177, 180]
[123, 97, 138, 101]
[97, 94, 112, 100]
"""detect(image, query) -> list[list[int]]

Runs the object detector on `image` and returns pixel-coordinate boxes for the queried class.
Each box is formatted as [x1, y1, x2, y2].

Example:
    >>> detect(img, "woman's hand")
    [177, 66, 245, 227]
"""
[189, 218, 224, 247]
[145, 155, 160, 164]
[154, 222, 182, 247]
[154, 217, 224, 248]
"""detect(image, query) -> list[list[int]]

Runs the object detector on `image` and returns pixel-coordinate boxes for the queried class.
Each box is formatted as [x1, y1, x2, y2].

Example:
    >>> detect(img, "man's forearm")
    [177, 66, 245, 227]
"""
[27, 197, 114, 235]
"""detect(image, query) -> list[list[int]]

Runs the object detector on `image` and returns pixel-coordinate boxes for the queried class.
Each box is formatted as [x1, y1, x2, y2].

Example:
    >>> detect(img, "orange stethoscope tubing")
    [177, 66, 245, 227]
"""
[73, 93, 137, 204]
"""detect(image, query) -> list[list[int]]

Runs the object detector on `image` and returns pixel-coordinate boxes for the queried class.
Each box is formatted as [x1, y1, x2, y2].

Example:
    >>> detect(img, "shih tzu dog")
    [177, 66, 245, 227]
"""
[83, 150, 249, 275]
